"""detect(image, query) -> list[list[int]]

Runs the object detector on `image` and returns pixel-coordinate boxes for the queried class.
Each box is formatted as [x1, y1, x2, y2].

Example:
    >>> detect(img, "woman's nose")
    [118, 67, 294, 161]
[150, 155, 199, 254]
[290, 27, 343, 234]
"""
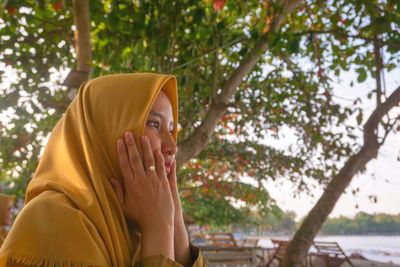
[162, 132, 177, 156]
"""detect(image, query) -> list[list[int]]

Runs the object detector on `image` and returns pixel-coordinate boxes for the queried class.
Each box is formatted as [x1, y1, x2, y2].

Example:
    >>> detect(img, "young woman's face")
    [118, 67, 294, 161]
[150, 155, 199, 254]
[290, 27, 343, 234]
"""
[143, 91, 177, 175]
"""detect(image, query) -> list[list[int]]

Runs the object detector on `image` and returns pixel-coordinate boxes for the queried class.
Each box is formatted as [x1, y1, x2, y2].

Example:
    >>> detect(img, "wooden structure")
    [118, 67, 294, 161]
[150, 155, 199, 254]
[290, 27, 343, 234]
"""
[200, 233, 267, 266]
[206, 232, 238, 247]
[265, 239, 309, 267]
[242, 238, 259, 247]
[200, 246, 263, 267]
[200, 235, 353, 267]
[265, 239, 290, 267]
[310, 241, 355, 267]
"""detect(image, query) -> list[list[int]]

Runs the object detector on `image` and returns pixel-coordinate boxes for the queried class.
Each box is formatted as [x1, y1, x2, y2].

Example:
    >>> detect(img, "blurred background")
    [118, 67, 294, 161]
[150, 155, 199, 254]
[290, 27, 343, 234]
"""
[1, 0, 399, 265]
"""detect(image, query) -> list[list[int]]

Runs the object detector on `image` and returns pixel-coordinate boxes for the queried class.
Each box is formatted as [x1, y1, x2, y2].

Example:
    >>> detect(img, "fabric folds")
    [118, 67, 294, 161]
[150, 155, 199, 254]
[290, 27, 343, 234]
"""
[0, 73, 183, 266]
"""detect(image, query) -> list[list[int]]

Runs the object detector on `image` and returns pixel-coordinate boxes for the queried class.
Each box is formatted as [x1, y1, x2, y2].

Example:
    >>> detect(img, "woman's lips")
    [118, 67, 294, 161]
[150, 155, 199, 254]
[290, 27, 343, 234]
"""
[165, 161, 172, 174]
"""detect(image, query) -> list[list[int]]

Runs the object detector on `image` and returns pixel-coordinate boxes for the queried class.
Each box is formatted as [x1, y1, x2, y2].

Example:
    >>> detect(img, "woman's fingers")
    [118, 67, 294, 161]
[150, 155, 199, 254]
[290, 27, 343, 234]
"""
[155, 150, 168, 182]
[114, 131, 176, 231]
[167, 160, 177, 184]
[140, 135, 156, 175]
[124, 132, 145, 177]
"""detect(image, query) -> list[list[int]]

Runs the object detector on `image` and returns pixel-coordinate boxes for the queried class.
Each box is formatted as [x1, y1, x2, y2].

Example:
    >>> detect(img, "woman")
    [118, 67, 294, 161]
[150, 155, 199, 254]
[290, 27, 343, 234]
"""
[0, 194, 14, 247]
[0, 73, 206, 266]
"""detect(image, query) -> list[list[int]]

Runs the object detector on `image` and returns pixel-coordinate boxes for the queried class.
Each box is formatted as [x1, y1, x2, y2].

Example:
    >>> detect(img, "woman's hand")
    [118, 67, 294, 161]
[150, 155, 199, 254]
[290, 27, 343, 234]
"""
[167, 161, 184, 226]
[167, 161, 193, 266]
[111, 131, 175, 259]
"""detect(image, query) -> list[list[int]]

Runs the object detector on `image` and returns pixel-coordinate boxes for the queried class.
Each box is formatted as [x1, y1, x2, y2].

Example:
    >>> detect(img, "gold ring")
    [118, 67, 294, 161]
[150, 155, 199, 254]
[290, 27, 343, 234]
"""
[146, 165, 156, 172]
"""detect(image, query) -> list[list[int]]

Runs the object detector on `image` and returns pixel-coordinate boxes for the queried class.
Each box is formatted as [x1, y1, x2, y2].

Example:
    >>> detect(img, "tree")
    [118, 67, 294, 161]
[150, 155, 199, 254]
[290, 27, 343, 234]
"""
[1, 0, 303, 225]
[321, 212, 400, 235]
[281, 1, 400, 265]
[283, 85, 400, 267]
[1, 1, 399, 255]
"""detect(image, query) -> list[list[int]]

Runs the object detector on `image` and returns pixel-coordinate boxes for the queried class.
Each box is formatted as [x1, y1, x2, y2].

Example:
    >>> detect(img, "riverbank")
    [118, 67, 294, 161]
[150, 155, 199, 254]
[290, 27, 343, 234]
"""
[340, 259, 400, 267]
[255, 235, 400, 265]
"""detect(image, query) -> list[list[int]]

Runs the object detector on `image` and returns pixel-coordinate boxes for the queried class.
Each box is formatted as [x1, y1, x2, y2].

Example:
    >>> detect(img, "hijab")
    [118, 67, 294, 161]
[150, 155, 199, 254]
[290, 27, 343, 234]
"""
[0, 194, 13, 226]
[0, 194, 14, 247]
[0, 73, 178, 266]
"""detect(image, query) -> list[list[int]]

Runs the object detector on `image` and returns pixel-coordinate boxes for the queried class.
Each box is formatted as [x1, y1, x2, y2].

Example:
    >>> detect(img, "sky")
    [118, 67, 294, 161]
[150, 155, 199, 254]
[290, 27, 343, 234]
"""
[264, 68, 400, 220]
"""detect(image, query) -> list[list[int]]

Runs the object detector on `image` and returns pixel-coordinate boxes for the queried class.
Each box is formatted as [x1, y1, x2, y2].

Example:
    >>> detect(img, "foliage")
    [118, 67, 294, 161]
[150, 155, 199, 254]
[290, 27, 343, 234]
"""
[0, 0, 74, 196]
[255, 210, 297, 234]
[1, 0, 399, 226]
[321, 212, 400, 235]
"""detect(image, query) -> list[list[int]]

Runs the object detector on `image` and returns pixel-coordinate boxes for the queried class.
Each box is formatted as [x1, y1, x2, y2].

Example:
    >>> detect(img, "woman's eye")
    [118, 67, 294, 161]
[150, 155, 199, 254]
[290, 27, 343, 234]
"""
[147, 120, 160, 129]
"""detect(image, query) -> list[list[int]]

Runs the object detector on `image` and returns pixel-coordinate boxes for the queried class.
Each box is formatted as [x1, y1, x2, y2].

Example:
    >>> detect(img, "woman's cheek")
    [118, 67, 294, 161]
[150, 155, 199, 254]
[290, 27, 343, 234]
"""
[147, 135, 161, 153]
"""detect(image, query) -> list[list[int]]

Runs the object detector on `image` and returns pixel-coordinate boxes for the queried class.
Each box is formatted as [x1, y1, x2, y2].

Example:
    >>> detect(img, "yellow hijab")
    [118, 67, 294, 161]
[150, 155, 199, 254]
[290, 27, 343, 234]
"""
[0, 194, 14, 227]
[0, 194, 14, 247]
[0, 73, 178, 266]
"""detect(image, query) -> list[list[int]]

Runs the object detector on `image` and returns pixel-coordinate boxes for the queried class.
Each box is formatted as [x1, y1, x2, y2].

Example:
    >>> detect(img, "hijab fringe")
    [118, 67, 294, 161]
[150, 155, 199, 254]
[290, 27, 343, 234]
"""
[0, 253, 100, 267]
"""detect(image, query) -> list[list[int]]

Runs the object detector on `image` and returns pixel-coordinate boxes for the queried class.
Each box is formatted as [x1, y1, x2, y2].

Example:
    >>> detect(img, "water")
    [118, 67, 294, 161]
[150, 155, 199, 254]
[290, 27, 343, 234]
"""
[257, 235, 400, 264]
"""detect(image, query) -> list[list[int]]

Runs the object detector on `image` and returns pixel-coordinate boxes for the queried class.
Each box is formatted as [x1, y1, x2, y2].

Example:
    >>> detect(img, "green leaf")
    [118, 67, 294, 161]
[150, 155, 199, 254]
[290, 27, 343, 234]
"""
[356, 111, 363, 125]
[288, 35, 301, 54]
[357, 68, 367, 83]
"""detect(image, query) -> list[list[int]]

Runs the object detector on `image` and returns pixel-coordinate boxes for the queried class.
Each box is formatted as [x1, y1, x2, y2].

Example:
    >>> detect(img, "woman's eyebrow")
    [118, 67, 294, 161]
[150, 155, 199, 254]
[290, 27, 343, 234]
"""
[149, 111, 175, 126]
[149, 111, 164, 119]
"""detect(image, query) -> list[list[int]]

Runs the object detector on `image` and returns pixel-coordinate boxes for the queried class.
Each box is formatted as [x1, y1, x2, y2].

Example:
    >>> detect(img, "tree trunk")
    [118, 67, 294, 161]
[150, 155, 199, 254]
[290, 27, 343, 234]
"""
[280, 86, 400, 267]
[72, 0, 91, 73]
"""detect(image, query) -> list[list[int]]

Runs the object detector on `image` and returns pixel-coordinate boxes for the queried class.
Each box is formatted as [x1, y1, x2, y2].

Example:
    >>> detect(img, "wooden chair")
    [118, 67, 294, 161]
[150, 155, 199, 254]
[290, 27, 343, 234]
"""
[242, 238, 259, 247]
[200, 246, 259, 267]
[310, 241, 354, 267]
[202, 233, 266, 266]
[206, 232, 237, 247]
[265, 239, 309, 267]
[265, 239, 290, 267]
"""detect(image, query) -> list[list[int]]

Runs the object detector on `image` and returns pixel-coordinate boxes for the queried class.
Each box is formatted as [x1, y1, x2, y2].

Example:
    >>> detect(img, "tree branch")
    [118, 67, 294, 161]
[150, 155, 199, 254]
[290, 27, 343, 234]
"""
[374, 34, 383, 107]
[379, 116, 400, 145]
[212, 26, 220, 101]
[364, 85, 400, 143]
[293, 29, 399, 49]
[293, 29, 374, 41]
[176, 0, 303, 167]
[72, 0, 92, 73]
[169, 35, 247, 72]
